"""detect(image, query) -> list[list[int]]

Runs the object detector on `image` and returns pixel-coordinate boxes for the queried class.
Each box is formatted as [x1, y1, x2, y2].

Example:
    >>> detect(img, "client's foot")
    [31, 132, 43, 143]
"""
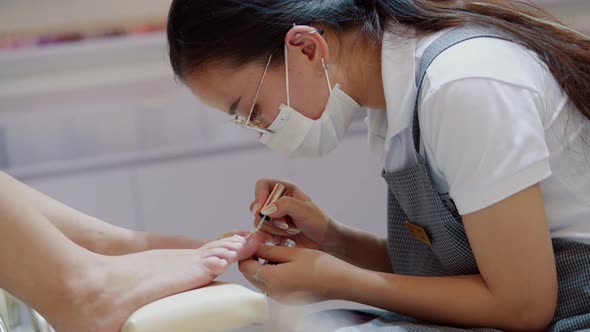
[47, 235, 261, 332]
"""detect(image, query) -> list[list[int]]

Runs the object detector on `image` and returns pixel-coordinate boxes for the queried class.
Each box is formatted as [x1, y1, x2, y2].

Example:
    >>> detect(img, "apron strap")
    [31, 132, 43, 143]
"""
[412, 26, 512, 153]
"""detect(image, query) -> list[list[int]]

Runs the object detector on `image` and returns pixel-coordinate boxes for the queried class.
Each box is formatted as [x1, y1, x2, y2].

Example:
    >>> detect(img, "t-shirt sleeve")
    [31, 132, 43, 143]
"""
[420, 77, 552, 215]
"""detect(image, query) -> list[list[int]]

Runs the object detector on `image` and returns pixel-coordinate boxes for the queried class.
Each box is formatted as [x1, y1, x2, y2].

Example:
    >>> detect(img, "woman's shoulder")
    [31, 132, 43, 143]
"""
[422, 37, 550, 95]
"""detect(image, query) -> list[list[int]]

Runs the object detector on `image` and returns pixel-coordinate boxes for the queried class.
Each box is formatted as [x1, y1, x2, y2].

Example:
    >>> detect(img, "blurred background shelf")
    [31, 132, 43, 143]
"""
[0, 32, 171, 98]
[0, 0, 169, 36]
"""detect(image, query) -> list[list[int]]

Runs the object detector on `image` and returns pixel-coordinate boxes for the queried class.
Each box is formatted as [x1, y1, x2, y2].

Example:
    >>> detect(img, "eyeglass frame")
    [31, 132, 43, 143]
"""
[231, 53, 275, 134]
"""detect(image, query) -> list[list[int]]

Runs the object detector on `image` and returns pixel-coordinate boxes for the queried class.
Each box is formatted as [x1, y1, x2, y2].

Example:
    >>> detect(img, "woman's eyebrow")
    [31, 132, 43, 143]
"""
[228, 97, 242, 115]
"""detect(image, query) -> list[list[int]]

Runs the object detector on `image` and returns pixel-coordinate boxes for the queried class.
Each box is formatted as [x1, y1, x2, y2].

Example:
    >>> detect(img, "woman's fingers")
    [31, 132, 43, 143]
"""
[252, 216, 299, 236]
[269, 219, 301, 235]
[250, 201, 259, 216]
[264, 196, 315, 225]
[254, 178, 299, 208]
[251, 179, 311, 236]
[252, 196, 310, 231]
[251, 198, 300, 236]
[254, 179, 272, 208]
[238, 245, 293, 277]
[256, 244, 294, 263]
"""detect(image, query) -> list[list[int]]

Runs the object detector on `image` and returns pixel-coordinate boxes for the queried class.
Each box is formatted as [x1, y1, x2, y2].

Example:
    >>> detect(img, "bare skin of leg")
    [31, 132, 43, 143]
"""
[0, 171, 261, 332]
[48, 236, 260, 332]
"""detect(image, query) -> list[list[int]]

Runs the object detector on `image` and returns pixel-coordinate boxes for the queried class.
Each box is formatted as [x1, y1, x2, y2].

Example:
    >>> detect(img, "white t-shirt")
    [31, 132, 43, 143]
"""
[366, 30, 590, 244]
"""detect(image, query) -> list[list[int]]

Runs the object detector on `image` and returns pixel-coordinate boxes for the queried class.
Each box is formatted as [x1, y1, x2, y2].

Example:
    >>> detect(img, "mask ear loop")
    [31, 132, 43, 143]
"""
[286, 24, 331, 106]
[284, 44, 291, 108]
[322, 58, 332, 93]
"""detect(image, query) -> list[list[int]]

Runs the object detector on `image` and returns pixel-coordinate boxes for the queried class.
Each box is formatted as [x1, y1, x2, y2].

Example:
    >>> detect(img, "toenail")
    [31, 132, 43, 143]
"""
[232, 235, 245, 242]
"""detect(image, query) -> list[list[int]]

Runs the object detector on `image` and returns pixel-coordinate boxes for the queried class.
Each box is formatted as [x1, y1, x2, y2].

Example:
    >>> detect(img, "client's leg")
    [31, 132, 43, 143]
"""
[0, 171, 260, 332]
[50, 236, 259, 332]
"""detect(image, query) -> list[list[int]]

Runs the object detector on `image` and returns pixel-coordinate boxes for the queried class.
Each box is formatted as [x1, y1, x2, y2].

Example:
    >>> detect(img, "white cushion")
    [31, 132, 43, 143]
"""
[122, 282, 268, 332]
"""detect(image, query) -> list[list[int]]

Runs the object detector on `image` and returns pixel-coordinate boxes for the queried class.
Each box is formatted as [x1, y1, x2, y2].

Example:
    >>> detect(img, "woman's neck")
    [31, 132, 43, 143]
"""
[330, 32, 387, 110]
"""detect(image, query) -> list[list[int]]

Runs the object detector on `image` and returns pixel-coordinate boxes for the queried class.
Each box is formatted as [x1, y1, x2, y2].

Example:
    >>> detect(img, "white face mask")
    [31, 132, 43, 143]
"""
[259, 45, 361, 159]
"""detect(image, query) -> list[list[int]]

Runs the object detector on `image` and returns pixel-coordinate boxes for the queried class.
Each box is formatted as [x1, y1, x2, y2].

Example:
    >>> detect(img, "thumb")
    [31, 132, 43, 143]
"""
[256, 244, 294, 264]
[237, 233, 264, 261]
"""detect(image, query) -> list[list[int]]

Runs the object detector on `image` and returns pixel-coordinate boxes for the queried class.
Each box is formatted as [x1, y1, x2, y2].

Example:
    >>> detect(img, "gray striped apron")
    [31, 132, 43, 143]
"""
[310, 26, 590, 332]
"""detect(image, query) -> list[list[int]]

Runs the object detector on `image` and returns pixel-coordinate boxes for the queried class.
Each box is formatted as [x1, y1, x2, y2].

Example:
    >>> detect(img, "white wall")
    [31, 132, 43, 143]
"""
[0, 0, 171, 35]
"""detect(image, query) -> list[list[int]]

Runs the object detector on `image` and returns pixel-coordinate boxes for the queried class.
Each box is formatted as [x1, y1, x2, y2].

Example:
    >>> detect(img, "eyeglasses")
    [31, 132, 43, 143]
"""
[231, 53, 275, 134]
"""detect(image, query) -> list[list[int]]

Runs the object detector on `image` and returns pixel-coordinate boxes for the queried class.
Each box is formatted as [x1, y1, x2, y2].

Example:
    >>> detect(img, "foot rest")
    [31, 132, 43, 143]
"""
[122, 282, 268, 332]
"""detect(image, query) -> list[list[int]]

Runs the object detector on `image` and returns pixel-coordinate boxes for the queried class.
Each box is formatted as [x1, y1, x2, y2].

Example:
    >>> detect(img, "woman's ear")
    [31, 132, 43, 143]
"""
[285, 25, 330, 65]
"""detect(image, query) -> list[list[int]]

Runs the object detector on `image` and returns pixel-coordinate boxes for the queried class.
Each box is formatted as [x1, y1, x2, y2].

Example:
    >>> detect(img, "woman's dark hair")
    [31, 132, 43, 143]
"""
[167, 0, 590, 122]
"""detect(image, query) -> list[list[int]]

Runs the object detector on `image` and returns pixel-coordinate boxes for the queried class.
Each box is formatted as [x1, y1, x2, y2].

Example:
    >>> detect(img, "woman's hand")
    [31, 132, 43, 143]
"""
[250, 179, 340, 251]
[238, 244, 354, 303]
[251, 179, 393, 273]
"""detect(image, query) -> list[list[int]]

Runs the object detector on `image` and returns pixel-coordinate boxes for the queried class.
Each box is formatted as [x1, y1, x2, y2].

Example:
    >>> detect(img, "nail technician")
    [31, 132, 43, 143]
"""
[167, 0, 590, 330]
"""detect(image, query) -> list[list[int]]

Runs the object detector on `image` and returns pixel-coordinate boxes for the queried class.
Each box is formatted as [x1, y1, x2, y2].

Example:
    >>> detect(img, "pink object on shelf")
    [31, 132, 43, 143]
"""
[0, 23, 165, 51]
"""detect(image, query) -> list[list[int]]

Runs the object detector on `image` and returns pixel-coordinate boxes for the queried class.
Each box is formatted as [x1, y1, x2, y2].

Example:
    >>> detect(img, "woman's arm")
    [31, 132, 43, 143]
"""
[244, 184, 557, 331]
[322, 221, 393, 273]
[11, 172, 207, 255]
[332, 184, 557, 330]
